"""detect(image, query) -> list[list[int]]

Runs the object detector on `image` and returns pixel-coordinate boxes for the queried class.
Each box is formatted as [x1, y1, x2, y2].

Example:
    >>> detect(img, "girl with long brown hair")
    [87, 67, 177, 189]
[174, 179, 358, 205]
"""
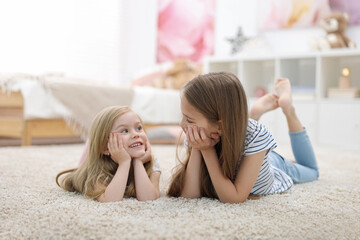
[56, 106, 161, 202]
[167, 72, 318, 203]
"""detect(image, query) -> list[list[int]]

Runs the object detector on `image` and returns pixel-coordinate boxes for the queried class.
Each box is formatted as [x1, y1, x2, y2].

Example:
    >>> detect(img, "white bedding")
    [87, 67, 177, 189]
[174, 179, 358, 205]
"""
[3, 78, 71, 119]
[131, 86, 181, 124]
[0, 74, 181, 134]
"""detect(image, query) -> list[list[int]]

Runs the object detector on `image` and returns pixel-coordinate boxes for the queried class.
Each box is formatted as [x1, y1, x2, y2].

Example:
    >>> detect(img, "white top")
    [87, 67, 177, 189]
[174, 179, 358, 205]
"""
[233, 119, 293, 195]
[152, 157, 161, 172]
[183, 118, 293, 195]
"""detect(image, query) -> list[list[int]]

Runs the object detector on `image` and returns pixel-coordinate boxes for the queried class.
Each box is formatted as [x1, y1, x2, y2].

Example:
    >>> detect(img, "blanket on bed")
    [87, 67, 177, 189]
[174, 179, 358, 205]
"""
[49, 79, 134, 136]
[0, 73, 181, 137]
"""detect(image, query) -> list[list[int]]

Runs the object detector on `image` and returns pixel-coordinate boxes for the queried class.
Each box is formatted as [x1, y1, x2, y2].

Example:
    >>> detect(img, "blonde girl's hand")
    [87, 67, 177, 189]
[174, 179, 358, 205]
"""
[108, 133, 131, 165]
[133, 140, 152, 164]
[187, 126, 220, 150]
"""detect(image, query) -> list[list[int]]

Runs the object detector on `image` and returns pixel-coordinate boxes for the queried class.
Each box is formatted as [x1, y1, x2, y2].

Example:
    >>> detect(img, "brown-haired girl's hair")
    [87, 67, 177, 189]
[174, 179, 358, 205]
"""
[56, 106, 153, 199]
[167, 72, 248, 198]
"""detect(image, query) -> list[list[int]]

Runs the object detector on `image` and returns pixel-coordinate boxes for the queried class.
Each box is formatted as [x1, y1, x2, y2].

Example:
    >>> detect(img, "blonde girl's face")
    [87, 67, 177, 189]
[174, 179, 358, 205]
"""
[179, 95, 220, 138]
[110, 111, 148, 158]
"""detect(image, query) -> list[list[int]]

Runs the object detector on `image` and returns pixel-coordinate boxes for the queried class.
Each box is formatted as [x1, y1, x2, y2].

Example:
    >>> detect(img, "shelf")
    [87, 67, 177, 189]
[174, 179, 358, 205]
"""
[207, 60, 238, 76]
[319, 98, 360, 103]
[205, 50, 360, 100]
[321, 55, 360, 98]
[242, 60, 275, 97]
[205, 50, 360, 150]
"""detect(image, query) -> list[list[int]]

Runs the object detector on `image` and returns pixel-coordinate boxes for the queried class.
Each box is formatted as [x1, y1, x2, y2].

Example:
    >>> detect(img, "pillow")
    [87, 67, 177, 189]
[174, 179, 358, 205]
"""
[146, 125, 184, 145]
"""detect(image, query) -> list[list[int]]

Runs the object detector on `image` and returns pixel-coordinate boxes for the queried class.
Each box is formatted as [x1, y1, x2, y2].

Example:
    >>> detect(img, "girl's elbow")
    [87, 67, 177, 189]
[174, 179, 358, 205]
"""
[137, 197, 158, 201]
[180, 192, 201, 199]
[137, 191, 160, 201]
[221, 199, 247, 204]
[97, 196, 124, 203]
[219, 196, 247, 204]
[152, 191, 160, 200]
[236, 198, 247, 203]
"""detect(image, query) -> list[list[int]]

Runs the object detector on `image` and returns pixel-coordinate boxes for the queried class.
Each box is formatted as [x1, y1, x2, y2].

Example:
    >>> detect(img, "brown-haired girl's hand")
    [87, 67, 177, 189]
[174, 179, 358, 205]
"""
[108, 133, 131, 165]
[187, 126, 220, 150]
[133, 140, 152, 164]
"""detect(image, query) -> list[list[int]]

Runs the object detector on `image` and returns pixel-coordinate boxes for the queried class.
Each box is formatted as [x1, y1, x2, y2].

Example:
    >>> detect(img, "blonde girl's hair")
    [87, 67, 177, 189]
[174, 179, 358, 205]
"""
[167, 72, 248, 198]
[56, 106, 153, 199]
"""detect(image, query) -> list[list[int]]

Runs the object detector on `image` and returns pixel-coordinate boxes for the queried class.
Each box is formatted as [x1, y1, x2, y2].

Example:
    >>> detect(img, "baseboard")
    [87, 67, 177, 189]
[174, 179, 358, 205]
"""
[0, 137, 84, 147]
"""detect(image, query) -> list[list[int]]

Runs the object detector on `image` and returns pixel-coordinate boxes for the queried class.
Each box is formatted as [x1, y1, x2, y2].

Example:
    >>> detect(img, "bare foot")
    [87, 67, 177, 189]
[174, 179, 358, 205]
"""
[275, 78, 303, 132]
[249, 93, 279, 121]
[275, 78, 293, 113]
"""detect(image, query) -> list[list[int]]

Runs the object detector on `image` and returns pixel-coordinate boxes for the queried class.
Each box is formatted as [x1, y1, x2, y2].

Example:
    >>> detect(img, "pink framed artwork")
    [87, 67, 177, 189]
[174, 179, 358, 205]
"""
[257, 0, 331, 31]
[156, 0, 215, 63]
[329, 0, 360, 25]
[257, 0, 359, 31]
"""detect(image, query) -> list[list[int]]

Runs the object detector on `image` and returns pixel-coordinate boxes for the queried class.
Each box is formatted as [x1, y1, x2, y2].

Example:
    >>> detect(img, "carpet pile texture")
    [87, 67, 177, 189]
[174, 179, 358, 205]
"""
[1, 144, 359, 239]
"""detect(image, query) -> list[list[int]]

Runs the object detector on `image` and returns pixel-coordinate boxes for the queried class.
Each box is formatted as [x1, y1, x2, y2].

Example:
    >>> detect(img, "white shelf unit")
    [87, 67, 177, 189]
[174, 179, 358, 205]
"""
[204, 50, 360, 151]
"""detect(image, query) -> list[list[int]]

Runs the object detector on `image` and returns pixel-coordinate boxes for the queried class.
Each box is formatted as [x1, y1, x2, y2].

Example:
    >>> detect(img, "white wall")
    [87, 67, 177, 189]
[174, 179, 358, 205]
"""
[1, 1, 358, 84]
[214, 1, 258, 56]
[0, 0, 157, 84]
[120, 1, 157, 83]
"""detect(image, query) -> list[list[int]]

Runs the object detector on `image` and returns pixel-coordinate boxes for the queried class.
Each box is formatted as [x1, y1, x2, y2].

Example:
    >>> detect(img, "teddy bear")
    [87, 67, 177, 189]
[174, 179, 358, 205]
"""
[131, 59, 202, 90]
[152, 59, 202, 89]
[310, 12, 356, 51]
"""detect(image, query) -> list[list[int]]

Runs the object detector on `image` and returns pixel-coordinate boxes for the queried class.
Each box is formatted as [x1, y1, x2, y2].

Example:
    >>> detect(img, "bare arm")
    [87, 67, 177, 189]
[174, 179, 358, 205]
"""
[132, 141, 160, 201]
[189, 126, 264, 203]
[133, 159, 160, 201]
[180, 126, 220, 198]
[97, 160, 131, 202]
[180, 148, 202, 198]
[201, 148, 265, 203]
[97, 133, 131, 202]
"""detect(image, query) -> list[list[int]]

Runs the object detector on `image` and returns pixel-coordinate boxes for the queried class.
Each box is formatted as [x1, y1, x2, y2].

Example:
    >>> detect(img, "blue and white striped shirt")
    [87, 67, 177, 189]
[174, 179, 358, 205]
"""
[233, 119, 293, 195]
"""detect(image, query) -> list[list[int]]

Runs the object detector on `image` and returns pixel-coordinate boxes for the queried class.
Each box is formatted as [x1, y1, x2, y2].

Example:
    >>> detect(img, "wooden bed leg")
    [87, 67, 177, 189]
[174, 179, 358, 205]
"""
[21, 121, 31, 146]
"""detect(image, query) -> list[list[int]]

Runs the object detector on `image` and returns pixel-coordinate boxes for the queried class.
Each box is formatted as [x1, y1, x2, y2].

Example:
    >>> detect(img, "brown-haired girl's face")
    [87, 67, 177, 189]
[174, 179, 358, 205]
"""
[110, 111, 148, 158]
[179, 94, 220, 137]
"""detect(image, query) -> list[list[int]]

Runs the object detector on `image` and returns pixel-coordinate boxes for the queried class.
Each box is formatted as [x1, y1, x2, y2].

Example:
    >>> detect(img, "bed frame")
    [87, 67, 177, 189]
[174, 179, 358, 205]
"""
[0, 90, 166, 146]
[0, 90, 79, 146]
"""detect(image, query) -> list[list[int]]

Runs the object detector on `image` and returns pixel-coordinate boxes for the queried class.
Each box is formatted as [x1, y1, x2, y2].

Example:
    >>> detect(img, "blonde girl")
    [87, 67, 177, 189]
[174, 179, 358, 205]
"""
[56, 106, 161, 202]
[167, 72, 319, 203]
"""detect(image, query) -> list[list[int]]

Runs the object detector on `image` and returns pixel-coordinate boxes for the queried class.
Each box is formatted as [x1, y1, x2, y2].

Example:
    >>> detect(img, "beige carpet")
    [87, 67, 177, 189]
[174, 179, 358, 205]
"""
[0, 144, 359, 240]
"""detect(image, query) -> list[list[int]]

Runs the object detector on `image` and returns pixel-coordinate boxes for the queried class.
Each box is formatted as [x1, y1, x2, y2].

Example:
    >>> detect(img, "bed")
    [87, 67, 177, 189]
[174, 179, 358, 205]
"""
[0, 74, 182, 145]
[0, 90, 79, 145]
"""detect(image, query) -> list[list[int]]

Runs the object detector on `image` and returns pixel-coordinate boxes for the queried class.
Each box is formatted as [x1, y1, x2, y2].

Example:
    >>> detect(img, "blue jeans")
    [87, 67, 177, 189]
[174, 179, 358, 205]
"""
[269, 129, 319, 184]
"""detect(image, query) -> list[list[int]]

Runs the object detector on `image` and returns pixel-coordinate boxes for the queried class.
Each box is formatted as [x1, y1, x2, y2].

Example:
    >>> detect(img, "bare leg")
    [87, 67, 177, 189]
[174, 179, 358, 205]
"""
[249, 93, 279, 121]
[268, 79, 318, 183]
[275, 78, 303, 132]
